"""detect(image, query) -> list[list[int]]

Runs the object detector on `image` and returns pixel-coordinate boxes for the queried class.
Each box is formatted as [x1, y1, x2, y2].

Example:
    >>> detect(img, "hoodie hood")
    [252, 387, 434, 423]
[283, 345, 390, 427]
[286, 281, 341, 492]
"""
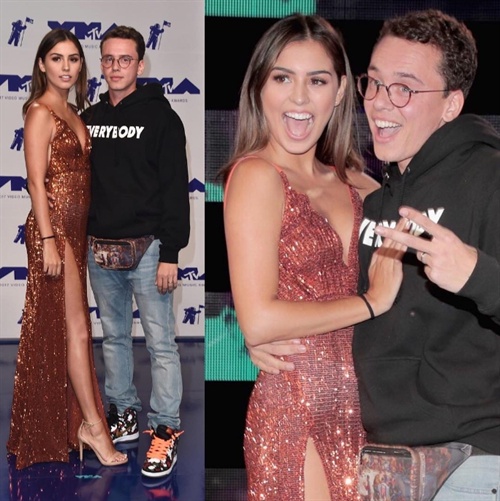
[98, 82, 171, 110]
[403, 114, 500, 181]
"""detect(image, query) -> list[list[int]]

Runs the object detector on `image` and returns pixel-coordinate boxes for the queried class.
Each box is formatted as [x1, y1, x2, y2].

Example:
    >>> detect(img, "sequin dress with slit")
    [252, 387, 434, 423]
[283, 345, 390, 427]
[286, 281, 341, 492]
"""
[7, 105, 106, 470]
[242, 164, 366, 500]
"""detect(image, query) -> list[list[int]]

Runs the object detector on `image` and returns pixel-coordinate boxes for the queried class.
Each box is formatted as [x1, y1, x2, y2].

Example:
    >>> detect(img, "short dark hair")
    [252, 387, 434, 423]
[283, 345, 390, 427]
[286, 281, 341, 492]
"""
[377, 9, 477, 98]
[100, 25, 146, 61]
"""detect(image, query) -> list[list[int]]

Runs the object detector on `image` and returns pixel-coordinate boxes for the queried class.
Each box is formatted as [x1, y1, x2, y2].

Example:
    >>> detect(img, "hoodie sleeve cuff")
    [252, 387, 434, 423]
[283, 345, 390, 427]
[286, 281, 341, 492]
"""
[159, 244, 179, 264]
[459, 249, 500, 318]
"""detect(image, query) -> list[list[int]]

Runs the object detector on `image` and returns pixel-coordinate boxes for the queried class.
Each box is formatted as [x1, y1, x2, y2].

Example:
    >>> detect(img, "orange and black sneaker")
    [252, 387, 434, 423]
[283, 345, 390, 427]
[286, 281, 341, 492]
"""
[107, 404, 139, 444]
[141, 426, 184, 478]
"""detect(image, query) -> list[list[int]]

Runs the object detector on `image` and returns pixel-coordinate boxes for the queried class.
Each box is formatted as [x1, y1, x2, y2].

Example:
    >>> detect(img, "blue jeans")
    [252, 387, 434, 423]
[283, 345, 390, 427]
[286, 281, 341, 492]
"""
[88, 238, 182, 430]
[433, 455, 500, 500]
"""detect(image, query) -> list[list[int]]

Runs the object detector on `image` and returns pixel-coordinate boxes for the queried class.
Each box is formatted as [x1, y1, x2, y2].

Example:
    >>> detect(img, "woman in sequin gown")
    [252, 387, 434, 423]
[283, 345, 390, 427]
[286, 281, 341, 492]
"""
[221, 15, 405, 500]
[6, 29, 126, 470]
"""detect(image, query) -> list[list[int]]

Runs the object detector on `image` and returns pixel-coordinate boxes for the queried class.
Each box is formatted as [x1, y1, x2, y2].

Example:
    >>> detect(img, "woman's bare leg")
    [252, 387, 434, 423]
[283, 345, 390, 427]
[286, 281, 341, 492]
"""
[304, 437, 331, 501]
[64, 241, 125, 461]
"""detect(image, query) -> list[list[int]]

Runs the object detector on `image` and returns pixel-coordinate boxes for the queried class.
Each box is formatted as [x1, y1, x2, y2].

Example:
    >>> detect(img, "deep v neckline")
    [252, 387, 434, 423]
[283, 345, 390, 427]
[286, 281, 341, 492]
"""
[53, 111, 88, 153]
[43, 104, 88, 153]
[279, 169, 358, 269]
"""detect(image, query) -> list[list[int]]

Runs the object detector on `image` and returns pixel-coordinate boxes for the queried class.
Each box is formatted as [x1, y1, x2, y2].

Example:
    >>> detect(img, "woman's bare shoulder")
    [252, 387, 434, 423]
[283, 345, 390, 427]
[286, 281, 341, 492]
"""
[24, 102, 53, 127]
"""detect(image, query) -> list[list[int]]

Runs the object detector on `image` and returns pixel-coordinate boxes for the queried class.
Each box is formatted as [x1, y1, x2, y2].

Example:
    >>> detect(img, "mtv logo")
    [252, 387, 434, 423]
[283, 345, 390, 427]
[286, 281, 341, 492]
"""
[138, 77, 200, 95]
[47, 21, 118, 40]
[178, 267, 204, 281]
[189, 178, 205, 193]
[0, 176, 27, 191]
[0, 75, 31, 92]
[0, 267, 28, 280]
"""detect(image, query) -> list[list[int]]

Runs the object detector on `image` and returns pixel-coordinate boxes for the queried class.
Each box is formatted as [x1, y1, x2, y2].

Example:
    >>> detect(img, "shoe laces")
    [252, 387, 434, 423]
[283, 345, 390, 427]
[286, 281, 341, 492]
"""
[144, 429, 184, 460]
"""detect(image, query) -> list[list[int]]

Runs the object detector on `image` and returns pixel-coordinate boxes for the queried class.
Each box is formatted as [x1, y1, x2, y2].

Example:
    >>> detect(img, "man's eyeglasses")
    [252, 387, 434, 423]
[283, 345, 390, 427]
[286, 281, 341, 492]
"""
[356, 74, 448, 108]
[100, 55, 138, 69]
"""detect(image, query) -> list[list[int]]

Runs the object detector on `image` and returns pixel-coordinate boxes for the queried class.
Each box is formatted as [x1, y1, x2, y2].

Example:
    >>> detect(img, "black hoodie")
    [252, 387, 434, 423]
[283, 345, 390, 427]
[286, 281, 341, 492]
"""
[82, 83, 190, 263]
[354, 114, 500, 453]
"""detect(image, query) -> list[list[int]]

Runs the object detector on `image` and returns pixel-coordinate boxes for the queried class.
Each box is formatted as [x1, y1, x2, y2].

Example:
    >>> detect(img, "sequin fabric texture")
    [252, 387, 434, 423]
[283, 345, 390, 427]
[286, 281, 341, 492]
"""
[244, 168, 366, 500]
[7, 106, 106, 469]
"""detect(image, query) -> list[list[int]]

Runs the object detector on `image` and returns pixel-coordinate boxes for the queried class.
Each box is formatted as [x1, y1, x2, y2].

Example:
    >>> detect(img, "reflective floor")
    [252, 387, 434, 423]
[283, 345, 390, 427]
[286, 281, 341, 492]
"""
[0, 339, 204, 501]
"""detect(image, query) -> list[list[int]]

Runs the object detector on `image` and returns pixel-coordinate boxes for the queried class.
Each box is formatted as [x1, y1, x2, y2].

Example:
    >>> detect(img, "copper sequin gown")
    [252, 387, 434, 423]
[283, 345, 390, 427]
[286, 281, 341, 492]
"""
[243, 166, 366, 500]
[7, 105, 106, 469]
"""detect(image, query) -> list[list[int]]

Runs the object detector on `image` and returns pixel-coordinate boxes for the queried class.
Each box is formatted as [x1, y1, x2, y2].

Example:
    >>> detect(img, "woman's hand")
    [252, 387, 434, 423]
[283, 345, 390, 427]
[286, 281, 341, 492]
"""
[42, 238, 62, 277]
[365, 216, 409, 315]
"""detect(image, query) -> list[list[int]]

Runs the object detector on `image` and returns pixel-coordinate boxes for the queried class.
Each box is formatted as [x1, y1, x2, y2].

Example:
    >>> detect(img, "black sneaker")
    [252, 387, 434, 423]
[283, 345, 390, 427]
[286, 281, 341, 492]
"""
[107, 404, 140, 444]
[141, 425, 184, 478]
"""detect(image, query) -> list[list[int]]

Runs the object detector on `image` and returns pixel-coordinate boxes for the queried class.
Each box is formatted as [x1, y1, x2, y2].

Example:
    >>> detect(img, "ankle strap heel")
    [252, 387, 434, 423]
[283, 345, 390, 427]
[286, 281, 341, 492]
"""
[82, 418, 102, 428]
[77, 418, 128, 467]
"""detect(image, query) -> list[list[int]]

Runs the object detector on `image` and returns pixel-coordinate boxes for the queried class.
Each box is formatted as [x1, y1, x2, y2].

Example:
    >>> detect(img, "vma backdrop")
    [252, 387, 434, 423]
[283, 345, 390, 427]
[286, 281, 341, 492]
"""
[0, 1, 205, 339]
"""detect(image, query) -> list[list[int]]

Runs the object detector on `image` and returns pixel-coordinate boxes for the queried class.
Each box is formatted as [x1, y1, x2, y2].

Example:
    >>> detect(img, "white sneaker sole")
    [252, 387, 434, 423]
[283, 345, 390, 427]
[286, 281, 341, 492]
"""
[141, 453, 177, 477]
[112, 430, 140, 444]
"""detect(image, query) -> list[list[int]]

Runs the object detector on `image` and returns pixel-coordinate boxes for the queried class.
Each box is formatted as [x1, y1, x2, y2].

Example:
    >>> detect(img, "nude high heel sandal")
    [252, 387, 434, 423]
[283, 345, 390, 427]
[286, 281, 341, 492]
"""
[78, 419, 128, 466]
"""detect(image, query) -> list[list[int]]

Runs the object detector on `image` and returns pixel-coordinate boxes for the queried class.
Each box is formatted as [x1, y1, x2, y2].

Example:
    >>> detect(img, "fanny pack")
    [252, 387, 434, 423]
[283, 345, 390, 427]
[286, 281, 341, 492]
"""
[358, 442, 472, 501]
[91, 235, 155, 270]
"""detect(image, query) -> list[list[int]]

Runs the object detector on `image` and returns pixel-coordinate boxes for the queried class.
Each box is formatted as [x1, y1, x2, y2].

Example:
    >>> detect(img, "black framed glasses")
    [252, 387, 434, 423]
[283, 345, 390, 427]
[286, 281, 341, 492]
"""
[356, 74, 448, 108]
[100, 55, 138, 69]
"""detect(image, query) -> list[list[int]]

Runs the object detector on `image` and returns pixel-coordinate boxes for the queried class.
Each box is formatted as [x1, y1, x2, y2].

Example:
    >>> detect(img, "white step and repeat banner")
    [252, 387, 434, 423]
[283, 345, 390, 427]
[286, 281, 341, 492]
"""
[0, 1, 205, 338]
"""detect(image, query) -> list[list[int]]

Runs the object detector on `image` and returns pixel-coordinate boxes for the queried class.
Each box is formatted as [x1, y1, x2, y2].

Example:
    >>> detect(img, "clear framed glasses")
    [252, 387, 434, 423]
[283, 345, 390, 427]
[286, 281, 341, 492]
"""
[100, 55, 138, 69]
[356, 74, 448, 108]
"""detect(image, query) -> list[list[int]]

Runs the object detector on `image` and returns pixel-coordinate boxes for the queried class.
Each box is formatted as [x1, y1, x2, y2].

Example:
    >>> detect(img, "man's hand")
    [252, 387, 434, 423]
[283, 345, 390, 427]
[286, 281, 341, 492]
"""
[246, 340, 305, 375]
[156, 262, 178, 294]
[375, 206, 477, 293]
[44, 177, 56, 209]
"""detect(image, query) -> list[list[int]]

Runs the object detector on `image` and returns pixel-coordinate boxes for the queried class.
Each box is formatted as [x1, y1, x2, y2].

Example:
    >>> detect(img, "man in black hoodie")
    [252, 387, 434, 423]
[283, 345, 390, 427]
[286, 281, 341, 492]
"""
[82, 26, 190, 480]
[249, 9, 500, 498]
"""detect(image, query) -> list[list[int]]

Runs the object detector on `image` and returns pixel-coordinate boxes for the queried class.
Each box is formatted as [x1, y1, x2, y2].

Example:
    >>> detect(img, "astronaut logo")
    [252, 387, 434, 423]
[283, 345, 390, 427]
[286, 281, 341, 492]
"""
[11, 128, 24, 151]
[182, 305, 205, 325]
[87, 77, 103, 103]
[146, 20, 171, 50]
[8, 18, 34, 47]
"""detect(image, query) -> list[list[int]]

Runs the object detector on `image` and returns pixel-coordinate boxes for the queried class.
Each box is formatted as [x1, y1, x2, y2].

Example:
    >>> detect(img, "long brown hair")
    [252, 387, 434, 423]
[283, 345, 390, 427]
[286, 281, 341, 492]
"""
[23, 29, 89, 116]
[219, 13, 364, 185]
